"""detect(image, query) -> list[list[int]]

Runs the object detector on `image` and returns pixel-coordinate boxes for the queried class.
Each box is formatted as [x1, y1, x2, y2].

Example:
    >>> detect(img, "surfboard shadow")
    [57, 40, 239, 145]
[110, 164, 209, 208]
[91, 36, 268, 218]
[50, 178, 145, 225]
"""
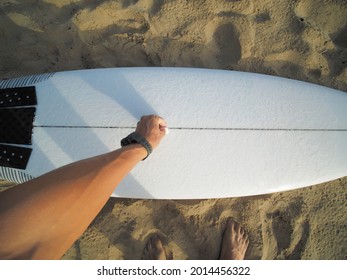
[115, 175, 154, 199]
[31, 143, 56, 172]
[79, 69, 159, 120]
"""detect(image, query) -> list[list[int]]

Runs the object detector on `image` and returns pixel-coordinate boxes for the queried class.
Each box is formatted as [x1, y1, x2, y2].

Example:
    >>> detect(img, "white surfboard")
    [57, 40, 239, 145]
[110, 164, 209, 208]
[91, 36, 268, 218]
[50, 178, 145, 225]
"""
[0, 67, 346, 199]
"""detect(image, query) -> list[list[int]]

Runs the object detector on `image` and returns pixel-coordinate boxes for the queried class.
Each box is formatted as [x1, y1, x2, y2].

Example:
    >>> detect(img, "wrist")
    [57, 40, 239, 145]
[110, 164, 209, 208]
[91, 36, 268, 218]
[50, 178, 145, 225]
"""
[120, 132, 153, 160]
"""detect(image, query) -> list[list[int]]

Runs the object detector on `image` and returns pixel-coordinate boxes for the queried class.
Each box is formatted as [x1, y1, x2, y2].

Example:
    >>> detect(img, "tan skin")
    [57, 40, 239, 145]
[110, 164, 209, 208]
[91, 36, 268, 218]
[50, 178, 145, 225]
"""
[0, 115, 167, 260]
[0, 115, 249, 260]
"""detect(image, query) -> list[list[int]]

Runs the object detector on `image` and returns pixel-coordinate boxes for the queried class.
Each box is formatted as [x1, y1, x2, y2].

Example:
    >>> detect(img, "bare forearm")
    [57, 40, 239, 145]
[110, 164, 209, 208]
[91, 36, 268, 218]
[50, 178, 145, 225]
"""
[0, 144, 146, 259]
[0, 115, 167, 260]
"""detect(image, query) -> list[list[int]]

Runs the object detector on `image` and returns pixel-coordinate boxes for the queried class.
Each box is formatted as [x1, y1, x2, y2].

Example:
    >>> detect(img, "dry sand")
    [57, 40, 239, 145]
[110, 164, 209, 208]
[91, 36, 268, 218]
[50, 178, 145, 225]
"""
[0, 0, 346, 259]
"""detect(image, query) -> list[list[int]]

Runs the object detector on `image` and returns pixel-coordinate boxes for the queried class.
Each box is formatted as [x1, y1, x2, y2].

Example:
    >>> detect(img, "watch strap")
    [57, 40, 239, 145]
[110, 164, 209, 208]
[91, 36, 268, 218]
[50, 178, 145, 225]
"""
[120, 132, 152, 160]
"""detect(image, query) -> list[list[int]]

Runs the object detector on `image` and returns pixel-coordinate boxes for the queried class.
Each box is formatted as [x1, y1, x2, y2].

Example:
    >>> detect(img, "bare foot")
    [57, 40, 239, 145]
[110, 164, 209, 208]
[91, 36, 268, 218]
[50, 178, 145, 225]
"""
[219, 219, 249, 260]
[143, 235, 167, 260]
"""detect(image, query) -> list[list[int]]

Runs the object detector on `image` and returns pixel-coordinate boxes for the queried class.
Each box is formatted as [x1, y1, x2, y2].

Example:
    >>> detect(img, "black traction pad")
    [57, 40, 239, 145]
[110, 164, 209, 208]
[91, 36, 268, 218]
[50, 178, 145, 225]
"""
[0, 86, 37, 108]
[0, 108, 36, 144]
[0, 144, 32, 169]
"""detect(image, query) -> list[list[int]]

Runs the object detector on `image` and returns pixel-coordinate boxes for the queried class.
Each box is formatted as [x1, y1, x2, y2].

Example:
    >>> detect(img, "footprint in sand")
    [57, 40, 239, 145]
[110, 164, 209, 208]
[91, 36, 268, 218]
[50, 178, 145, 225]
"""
[261, 200, 310, 259]
[202, 20, 243, 68]
[212, 23, 242, 65]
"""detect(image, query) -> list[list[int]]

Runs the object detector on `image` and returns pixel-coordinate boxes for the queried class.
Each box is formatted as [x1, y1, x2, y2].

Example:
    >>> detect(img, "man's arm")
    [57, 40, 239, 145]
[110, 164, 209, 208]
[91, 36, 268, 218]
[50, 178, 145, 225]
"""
[0, 115, 167, 259]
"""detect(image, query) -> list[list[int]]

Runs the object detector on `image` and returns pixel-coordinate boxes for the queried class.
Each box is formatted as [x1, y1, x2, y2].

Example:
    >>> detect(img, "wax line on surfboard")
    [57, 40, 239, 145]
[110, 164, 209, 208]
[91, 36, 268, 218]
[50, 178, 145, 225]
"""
[33, 125, 347, 132]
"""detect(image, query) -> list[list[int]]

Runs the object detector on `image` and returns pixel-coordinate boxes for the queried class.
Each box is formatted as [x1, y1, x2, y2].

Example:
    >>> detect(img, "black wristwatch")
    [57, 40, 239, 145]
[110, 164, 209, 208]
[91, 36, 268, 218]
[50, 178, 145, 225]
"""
[120, 132, 152, 160]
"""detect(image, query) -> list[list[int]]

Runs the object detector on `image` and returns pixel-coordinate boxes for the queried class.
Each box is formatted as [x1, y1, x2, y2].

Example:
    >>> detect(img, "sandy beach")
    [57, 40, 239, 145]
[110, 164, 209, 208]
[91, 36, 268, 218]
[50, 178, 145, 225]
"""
[0, 0, 346, 259]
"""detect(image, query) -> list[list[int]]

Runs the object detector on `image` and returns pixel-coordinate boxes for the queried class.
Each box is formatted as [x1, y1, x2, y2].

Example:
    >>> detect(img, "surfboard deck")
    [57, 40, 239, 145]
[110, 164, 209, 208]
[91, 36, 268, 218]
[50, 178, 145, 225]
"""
[1, 67, 347, 199]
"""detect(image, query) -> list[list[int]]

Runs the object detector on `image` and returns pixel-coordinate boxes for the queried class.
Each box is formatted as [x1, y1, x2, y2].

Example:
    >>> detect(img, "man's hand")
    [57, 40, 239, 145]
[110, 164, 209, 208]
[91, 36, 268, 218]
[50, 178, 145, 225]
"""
[135, 115, 167, 149]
